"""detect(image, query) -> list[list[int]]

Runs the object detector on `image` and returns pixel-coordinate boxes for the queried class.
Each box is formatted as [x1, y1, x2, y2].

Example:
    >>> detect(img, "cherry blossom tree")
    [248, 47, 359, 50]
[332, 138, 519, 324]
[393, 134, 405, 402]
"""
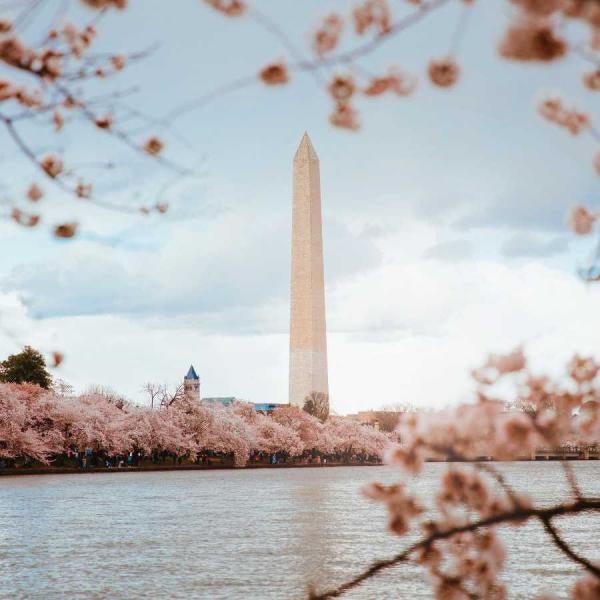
[272, 405, 323, 450]
[253, 411, 304, 457]
[55, 390, 131, 455]
[124, 405, 196, 457]
[0, 383, 61, 463]
[233, 401, 304, 457]
[321, 415, 389, 458]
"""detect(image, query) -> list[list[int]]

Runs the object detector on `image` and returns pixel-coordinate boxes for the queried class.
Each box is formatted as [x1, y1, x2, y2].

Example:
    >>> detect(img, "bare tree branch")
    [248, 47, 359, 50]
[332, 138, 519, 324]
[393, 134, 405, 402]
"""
[540, 516, 600, 579]
[562, 461, 583, 500]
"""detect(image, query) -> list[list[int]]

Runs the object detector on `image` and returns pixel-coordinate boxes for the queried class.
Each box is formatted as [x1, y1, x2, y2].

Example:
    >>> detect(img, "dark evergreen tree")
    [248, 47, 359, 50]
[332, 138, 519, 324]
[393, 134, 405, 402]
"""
[0, 346, 52, 389]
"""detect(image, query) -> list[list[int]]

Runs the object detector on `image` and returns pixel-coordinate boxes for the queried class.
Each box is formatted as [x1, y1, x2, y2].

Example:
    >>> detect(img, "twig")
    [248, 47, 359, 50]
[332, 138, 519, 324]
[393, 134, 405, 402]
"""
[572, 43, 600, 67]
[170, 0, 452, 122]
[2, 114, 145, 214]
[561, 461, 583, 500]
[54, 82, 194, 177]
[247, 6, 325, 87]
[474, 461, 519, 504]
[12, 0, 43, 33]
[166, 74, 259, 122]
[448, 0, 473, 57]
[540, 517, 600, 579]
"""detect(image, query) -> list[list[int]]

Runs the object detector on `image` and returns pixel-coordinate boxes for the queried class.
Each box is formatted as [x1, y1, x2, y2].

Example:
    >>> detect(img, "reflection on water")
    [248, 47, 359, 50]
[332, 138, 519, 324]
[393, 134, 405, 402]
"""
[0, 463, 599, 599]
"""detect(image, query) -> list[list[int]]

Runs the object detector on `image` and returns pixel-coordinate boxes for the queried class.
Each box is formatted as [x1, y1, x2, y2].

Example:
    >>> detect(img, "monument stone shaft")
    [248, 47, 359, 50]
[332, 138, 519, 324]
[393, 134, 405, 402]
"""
[289, 133, 329, 408]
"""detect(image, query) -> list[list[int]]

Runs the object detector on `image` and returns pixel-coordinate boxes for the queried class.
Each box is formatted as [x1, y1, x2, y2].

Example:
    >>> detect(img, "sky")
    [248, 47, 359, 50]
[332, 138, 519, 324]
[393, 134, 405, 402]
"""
[1, 0, 600, 414]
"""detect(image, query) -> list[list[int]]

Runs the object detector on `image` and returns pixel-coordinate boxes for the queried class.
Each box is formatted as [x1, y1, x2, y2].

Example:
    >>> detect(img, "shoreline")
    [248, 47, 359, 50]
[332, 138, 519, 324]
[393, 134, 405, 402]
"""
[2, 456, 598, 477]
[0, 462, 383, 477]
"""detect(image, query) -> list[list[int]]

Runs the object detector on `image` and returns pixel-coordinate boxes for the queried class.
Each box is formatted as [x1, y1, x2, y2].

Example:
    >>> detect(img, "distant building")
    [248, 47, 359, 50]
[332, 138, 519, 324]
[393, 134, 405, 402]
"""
[183, 365, 200, 401]
[254, 402, 288, 414]
[203, 397, 237, 407]
[204, 398, 287, 413]
[346, 411, 381, 430]
[183, 364, 288, 413]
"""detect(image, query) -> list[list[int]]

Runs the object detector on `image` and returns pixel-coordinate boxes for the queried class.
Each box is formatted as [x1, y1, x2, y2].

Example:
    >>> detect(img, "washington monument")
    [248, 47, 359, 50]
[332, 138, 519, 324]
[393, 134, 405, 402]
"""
[289, 133, 329, 408]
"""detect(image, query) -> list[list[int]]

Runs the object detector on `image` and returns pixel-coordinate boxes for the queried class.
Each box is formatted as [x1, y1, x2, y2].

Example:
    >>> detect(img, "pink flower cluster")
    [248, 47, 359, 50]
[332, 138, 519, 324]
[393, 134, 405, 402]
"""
[499, 19, 567, 62]
[363, 68, 417, 97]
[203, 0, 245, 18]
[538, 97, 589, 134]
[312, 14, 344, 56]
[569, 206, 597, 235]
[353, 0, 392, 36]
[499, 0, 600, 63]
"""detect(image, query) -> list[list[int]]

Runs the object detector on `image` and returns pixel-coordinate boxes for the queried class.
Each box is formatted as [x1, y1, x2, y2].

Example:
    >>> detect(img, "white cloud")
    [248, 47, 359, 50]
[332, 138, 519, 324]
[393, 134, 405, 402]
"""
[501, 233, 570, 258]
[20, 254, 599, 415]
[4, 210, 380, 327]
[423, 239, 473, 261]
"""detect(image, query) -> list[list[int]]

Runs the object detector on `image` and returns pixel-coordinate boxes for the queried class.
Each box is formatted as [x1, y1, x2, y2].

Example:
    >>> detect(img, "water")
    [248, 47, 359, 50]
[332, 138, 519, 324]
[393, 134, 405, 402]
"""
[1, 463, 599, 599]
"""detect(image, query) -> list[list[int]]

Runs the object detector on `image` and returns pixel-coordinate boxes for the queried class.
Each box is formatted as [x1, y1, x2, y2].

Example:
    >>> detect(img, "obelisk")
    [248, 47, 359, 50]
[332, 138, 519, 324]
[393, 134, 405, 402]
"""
[289, 133, 329, 408]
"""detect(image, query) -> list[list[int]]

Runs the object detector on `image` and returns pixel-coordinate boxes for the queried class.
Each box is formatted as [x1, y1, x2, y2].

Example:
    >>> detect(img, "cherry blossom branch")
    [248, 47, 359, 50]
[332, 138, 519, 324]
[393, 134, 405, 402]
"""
[1, 113, 143, 215]
[0, 6, 194, 229]
[312, 352, 600, 598]
[60, 45, 155, 81]
[296, 0, 453, 71]
[309, 499, 600, 599]
[246, 5, 325, 87]
[170, 0, 452, 122]
[54, 82, 193, 177]
[190, 1, 600, 276]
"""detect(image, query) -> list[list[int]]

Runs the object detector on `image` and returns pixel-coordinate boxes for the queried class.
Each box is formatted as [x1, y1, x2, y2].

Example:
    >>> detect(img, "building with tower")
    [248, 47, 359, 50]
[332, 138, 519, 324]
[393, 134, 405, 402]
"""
[182, 365, 286, 413]
[183, 365, 200, 400]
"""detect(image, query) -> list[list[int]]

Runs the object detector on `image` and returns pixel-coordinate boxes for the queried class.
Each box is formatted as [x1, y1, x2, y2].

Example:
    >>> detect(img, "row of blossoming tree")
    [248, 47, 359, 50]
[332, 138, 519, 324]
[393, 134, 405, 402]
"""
[0, 382, 390, 468]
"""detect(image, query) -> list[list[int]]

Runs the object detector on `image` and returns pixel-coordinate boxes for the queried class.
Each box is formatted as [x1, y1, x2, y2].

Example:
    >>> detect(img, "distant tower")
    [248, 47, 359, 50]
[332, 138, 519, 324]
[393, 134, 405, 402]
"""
[184, 365, 200, 400]
[289, 133, 329, 408]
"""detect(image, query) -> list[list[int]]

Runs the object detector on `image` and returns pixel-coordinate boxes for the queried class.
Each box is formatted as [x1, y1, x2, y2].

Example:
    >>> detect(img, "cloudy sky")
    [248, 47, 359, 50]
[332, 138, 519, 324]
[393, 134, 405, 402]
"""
[1, 0, 599, 413]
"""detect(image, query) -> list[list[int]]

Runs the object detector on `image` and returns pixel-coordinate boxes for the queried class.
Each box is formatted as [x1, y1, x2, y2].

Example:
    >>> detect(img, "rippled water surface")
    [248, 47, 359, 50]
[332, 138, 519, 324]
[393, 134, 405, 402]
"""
[1, 463, 599, 599]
